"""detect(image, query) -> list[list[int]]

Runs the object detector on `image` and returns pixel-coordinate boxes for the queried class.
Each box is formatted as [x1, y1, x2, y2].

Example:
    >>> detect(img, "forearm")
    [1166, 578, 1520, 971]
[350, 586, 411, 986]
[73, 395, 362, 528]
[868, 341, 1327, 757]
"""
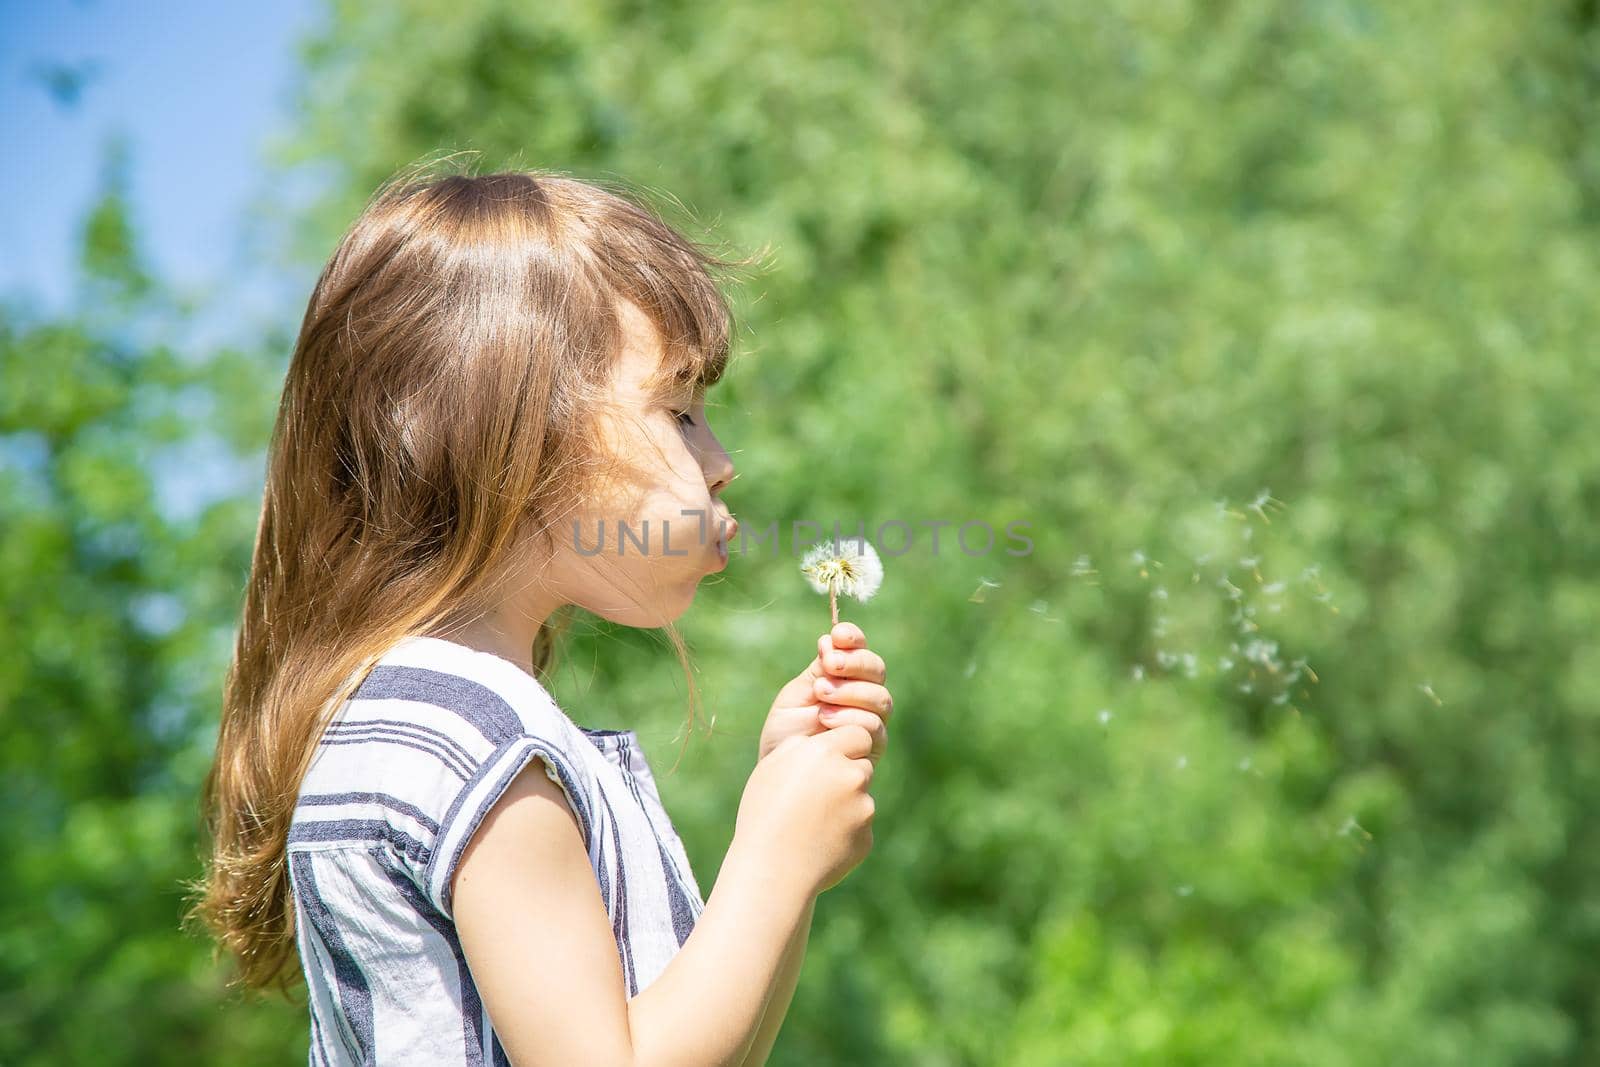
[627, 837, 814, 1067]
[739, 894, 815, 1067]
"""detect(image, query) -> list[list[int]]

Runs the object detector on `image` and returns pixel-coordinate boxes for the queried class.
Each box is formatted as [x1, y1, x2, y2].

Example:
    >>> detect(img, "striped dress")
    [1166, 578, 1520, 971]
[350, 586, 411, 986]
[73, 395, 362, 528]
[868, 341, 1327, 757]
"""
[287, 634, 707, 1065]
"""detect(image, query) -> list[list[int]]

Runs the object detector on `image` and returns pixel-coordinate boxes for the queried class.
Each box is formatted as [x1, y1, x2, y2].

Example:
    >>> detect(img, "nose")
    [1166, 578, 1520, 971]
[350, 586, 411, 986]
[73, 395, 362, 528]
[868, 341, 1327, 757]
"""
[707, 447, 736, 495]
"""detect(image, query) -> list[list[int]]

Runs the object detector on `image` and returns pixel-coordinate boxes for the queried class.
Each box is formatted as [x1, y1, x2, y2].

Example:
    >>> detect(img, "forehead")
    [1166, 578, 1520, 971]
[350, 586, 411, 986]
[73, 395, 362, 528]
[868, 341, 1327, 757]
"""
[614, 298, 695, 397]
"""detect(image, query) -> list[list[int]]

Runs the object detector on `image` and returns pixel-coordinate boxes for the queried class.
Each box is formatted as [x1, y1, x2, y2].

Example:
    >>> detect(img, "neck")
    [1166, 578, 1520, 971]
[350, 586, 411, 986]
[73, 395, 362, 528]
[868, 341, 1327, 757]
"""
[428, 589, 564, 676]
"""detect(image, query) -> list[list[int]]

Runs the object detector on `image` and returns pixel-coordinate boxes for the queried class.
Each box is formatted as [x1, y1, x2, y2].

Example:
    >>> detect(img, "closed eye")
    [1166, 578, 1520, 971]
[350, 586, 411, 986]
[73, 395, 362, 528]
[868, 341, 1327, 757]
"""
[672, 409, 696, 429]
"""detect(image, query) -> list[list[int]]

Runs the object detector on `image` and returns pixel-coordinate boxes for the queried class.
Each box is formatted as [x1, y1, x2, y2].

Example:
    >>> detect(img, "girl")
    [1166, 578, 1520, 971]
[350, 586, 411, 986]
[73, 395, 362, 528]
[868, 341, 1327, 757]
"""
[189, 164, 894, 1066]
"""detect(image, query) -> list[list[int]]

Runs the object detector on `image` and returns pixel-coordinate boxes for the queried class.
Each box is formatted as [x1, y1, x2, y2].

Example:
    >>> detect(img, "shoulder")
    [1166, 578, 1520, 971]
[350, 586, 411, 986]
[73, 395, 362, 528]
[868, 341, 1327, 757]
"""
[353, 635, 583, 749]
[293, 635, 601, 918]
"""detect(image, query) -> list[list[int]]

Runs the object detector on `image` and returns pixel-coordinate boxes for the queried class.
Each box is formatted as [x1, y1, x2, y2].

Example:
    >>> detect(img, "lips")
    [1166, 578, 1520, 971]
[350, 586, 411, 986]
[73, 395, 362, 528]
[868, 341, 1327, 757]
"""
[713, 517, 738, 570]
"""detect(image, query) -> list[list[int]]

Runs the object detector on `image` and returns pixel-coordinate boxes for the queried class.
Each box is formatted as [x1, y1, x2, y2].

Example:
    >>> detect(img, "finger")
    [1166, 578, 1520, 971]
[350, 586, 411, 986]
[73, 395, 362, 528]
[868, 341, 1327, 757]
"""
[830, 621, 867, 649]
[817, 721, 874, 760]
[802, 643, 829, 684]
[818, 646, 886, 684]
[813, 678, 893, 721]
[818, 706, 888, 763]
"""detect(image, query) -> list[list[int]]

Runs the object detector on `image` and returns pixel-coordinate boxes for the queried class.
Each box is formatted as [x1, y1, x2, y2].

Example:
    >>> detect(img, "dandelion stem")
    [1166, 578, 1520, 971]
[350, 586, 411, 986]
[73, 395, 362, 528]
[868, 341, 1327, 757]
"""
[830, 586, 839, 626]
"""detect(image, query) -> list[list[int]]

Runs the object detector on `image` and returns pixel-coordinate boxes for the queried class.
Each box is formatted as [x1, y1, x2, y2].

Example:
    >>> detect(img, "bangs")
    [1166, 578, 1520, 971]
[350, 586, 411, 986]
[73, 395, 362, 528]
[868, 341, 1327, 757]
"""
[612, 254, 734, 402]
[658, 332, 730, 393]
[559, 174, 743, 400]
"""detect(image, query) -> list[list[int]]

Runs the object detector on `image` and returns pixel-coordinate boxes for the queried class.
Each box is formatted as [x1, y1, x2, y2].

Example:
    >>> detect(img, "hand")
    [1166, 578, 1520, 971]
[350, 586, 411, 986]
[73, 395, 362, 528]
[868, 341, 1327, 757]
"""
[757, 621, 892, 766]
[734, 724, 877, 896]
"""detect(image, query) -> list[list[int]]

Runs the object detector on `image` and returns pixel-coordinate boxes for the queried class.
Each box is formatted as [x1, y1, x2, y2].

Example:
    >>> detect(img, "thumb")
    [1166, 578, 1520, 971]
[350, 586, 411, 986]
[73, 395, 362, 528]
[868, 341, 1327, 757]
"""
[816, 721, 874, 760]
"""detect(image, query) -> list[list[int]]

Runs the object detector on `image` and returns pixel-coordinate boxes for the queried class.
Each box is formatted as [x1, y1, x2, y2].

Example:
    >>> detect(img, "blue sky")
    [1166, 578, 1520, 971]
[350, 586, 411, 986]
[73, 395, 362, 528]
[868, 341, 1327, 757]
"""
[1, 0, 324, 318]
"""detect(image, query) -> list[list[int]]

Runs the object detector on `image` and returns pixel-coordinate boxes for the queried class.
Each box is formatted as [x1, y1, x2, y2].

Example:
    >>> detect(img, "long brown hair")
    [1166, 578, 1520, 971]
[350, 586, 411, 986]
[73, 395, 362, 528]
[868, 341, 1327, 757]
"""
[186, 156, 759, 994]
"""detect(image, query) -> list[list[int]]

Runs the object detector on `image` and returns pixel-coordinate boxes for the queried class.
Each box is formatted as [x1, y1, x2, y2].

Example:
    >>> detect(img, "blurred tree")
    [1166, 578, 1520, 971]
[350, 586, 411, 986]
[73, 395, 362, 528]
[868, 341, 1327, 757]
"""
[8, 0, 1600, 1064]
[0, 139, 302, 1064]
[267, 2, 1600, 1063]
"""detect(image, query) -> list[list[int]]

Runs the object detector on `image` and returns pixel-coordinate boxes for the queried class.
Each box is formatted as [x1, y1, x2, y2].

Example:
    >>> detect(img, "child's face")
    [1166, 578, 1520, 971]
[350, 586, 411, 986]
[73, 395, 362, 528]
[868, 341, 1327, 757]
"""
[537, 298, 738, 627]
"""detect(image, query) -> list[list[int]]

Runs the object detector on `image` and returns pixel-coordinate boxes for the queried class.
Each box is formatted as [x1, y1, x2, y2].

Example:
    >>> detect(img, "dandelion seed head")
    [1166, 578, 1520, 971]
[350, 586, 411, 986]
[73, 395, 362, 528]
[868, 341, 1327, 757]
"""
[800, 537, 884, 602]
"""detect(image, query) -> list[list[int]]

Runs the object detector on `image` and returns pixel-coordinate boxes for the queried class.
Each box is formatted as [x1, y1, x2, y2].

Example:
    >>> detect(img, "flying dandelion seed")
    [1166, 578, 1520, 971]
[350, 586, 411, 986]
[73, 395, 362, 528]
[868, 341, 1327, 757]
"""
[1097, 708, 1113, 726]
[1151, 585, 1169, 601]
[1070, 554, 1100, 584]
[1175, 884, 1194, 897]
[1028, 599, 1060, 623]
[800, 536, 884, 626]
[1131, 664, 1146, 682]
[1175, 755, 1188, 770]
[1131, 549, 1162, 579]
[1338, 816, 1373, 842]
[1238, 756, 1252, 772]
[1337, 816, 1373, 852]
[969, 576, 1000, 603]
[1418, 683, 1443, 706]
[1248, 489, 1286, 524]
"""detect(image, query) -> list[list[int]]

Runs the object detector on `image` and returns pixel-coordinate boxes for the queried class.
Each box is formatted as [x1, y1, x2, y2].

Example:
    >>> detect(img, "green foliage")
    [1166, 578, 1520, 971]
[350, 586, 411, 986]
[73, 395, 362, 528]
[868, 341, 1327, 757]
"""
[8, 0, 1600, 1062]
[0, 155, 301, 1064]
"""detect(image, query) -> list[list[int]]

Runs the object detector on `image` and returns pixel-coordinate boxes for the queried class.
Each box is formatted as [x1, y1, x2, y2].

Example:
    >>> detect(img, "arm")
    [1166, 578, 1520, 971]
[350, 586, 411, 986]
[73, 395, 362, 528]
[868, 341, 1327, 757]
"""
[453, 759, 814, 1067]
[739, 894, 816, 1067]
[628, 835, 813, 1067]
